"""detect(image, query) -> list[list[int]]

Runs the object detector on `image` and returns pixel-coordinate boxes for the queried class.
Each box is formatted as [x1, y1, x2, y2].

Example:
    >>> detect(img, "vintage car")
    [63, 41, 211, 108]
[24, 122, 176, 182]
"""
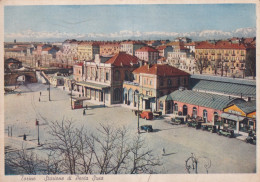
[246, 135, 256, 145]
[153, 111, 162, 118]
[140, 125, 153, 132]
[140, 111, 153, 120]
[201, 123, 217, 133]
[133, 109, 143, 116]
[171, 117, 184, 125]
[217, 128, 235, 138]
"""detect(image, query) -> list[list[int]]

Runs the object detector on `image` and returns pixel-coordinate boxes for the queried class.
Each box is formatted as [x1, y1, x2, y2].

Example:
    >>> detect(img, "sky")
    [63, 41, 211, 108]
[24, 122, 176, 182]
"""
[4, 4, 257, 42]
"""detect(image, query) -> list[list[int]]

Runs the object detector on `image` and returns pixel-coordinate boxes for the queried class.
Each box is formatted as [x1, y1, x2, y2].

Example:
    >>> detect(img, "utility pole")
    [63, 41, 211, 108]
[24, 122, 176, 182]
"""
[49, 81, 51, 101]
[71, 82, 74, 109]
[137, 94, 140, 134]
[37, 120, 40, 146]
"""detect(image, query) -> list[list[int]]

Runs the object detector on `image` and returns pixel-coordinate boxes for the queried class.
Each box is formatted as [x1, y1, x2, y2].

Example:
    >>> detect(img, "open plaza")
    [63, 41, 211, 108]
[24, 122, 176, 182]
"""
[4, 83, 256, 174]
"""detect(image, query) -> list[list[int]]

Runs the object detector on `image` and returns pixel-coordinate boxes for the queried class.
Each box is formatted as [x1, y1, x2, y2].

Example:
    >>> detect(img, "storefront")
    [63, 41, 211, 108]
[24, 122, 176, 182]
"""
[222, 101, 256, 133]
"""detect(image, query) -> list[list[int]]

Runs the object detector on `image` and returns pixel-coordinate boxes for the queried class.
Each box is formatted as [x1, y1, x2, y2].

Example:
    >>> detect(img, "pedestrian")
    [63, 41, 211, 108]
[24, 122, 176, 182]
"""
[83, 109, 86, 115]
[39, 97, 41, 102]
[23, 134, 26, 141]
[162, 147, 165, 156]
[40, 92, 41, 96]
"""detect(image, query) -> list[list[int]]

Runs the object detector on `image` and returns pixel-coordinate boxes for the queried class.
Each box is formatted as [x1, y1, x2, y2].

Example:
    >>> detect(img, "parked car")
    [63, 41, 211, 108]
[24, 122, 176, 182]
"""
[140, 125, 153, 132]
[153, 111, 162, 118]
[246, 135, 256, 145]
[140, 111, 153, 120]
[217, 128, 234, 138]
[202, 124, 217, 133]
[133, 109, 143, 116]
[171, 117, 184, 125]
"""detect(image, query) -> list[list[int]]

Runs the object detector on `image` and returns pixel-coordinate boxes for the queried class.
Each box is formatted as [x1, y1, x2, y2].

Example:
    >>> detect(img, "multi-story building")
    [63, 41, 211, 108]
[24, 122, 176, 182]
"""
[195, 40, 256, 78]
[156, 45, 173, 58]
[74, 52, 140, 105]
[77, 41, 100, 61]
[120, 41, 146, 56]
[123, 64, 190, 111]
[184, 42, 196, 53]
[135, 46, 159, 64]
[99, 42, 120, 56]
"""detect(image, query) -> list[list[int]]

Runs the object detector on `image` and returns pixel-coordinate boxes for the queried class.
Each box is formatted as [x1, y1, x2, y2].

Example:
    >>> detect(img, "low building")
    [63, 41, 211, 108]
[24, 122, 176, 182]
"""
[190, 74, 256, 101]
[159, 90, 245, 123]
[123, 64, 190, 111]
[222, 100, 256, 133]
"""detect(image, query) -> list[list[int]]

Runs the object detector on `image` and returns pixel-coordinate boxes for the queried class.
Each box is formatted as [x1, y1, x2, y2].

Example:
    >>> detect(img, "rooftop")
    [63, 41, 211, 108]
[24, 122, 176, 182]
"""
[105, 52, 139, 66]
[135, 46, 159, 52]
[190, 75, 256, 97]
[195, 40, 255, 49]
[133, 64, 190, 76]
[160, 90, 245, 110]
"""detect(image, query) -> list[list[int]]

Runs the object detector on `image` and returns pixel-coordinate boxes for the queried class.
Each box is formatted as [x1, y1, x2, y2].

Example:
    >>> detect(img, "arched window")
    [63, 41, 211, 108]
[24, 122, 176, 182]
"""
[174, 103, 178, 112]
[124, 72, 129, 81]
[115, 70, 120, 81]
[192, 107, 197, 118]
[114, 88, 121, 101]
[203, 109, 208, 122]
[183, 105, 188, 116]
[214, 112, 219, 122]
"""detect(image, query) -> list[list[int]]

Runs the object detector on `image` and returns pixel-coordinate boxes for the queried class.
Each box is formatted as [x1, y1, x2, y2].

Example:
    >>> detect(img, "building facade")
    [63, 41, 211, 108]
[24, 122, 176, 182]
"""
[123, 64, 190, 111]
[135, 46, 159, 64]
[195, 40, 256, 78]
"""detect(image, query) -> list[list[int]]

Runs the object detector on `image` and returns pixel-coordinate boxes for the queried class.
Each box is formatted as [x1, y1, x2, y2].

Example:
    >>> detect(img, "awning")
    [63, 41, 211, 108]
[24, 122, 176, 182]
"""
[72, 96, 90, 101]
[221, 113, 245, 122]
[142, 96, 155, 100]
[76, 81, 110, 90]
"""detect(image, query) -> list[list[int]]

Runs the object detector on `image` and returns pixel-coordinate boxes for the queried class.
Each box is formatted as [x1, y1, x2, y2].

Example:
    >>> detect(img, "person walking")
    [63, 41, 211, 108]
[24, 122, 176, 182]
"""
[40, 92, 41, 96]
[83, 109, 86, 115]
[162, 147, 165, 156]
[39, 97, 41, 102]
[23, 134, 26, 141]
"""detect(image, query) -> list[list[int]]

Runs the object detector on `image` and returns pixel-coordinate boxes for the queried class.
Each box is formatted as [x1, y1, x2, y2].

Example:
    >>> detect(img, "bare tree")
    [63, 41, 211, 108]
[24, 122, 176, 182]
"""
[46, 119, 79, 174]
[129, 135, 162, 174]
[195, 57, 209, 74]
[5, 146, 41, 175]
[245, 49, 256, 79]
[6, 120, 162, 175]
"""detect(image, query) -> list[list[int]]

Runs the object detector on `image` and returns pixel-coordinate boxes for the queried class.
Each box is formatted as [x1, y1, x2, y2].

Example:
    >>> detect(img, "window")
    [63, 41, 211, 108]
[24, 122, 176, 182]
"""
[160, 79, 163, 86]
[203, 110, 208, 122]
[192, 107, 197, 118]
[167, 79, 172, 86]
[114, 88, 121, 101]
[174, 103, 178, 112]
[177, 78, 181, 85]
[144, 78, 147, 85]
[106, 72, 109, 80]
[115, 70, 120, 81]
[125, 71, 129, 81]
[150, 80, 153, 85]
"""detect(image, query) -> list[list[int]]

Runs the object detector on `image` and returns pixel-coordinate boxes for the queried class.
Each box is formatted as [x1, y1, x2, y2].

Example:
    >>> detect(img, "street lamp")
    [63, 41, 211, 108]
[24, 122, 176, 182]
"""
[137, 93, 144, 134]
[71, 81, 76, 110]
[36, 119, 40, 146]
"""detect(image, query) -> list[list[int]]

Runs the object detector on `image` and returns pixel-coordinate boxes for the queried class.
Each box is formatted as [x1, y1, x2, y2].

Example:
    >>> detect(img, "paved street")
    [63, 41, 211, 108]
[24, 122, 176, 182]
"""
[4, 83, 256, 174]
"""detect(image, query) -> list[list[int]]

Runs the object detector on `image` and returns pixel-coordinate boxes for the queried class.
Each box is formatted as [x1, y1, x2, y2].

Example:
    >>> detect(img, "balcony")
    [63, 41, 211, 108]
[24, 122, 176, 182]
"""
[123, 81, 139, 86]
[225, 54, 229, 56]
[232, 54, 236, 56]
[239, 60, 245, 63]
[211, 53, 215, 55]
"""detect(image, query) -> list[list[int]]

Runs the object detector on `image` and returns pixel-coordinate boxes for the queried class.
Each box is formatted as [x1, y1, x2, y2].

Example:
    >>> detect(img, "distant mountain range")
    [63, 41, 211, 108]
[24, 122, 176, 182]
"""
[5, 27, 256, 42]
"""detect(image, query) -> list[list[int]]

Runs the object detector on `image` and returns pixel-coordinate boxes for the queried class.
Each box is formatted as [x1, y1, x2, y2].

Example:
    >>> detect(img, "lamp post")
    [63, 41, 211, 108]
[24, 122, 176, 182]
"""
[137, 93, 143, 134]
[71, 81, 75, 110]
[49, 80, 51, 101]
[36, 119, 40, 146]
